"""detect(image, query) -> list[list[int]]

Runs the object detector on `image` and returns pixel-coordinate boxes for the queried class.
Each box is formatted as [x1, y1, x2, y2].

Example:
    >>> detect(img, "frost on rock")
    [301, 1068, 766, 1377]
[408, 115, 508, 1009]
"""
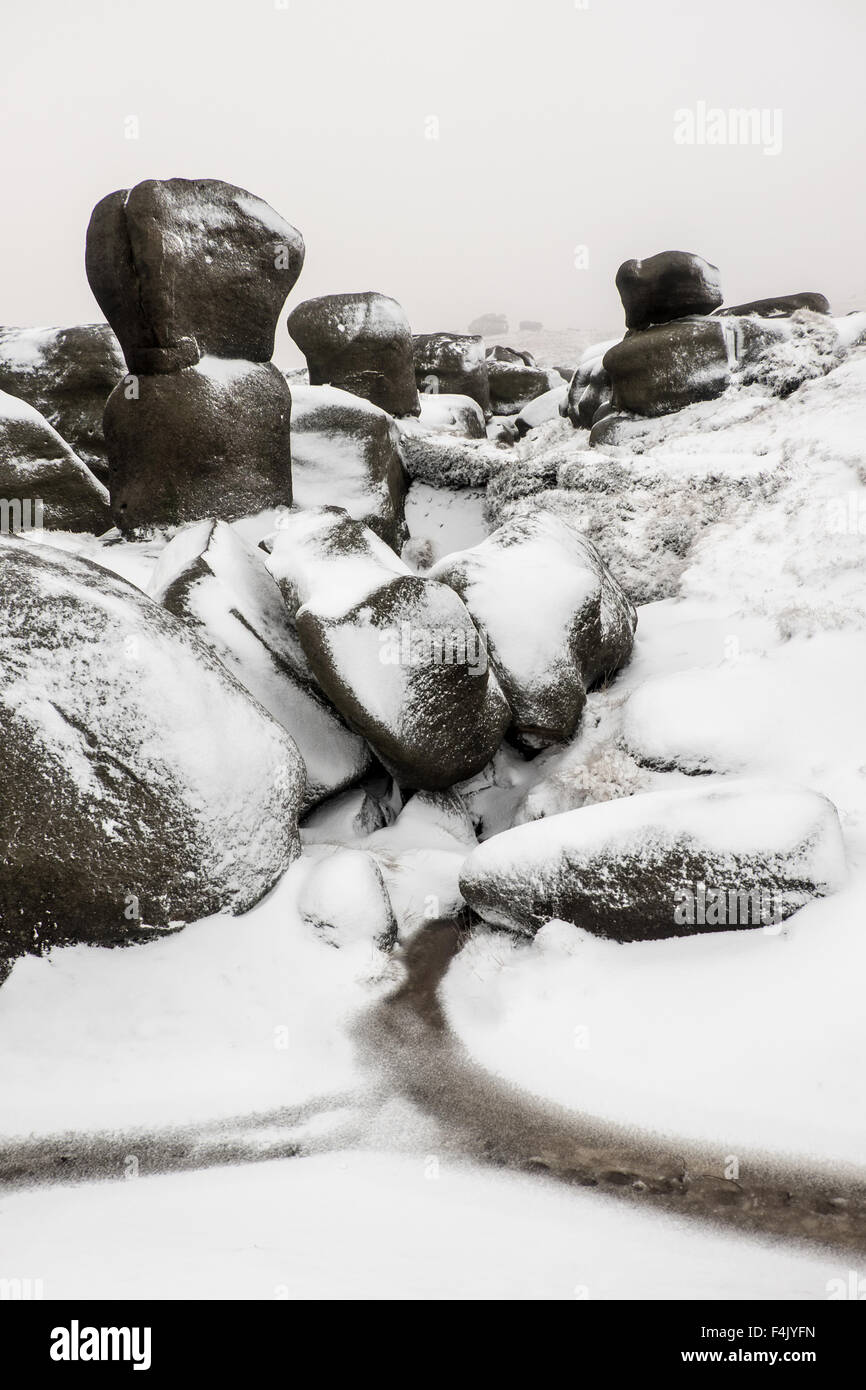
[459, 778, 847, 942]
[0, 537, 305, 968]
[148, 518, 371, 809]
[431, 512, 637, 748]
[264, 507, 509, 789]
[396, 427, 512, 489]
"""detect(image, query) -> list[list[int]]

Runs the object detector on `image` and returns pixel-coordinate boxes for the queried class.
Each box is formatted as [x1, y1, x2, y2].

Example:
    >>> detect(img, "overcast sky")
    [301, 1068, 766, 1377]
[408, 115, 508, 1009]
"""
[2, 0, 864, 367]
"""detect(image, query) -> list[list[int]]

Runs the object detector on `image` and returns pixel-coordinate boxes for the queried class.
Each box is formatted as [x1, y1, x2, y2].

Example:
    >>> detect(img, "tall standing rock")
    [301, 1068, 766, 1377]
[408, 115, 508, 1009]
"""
[86, 178, 305, 371]
[287, 292, 420, 417]
[85, 178, 305, 533]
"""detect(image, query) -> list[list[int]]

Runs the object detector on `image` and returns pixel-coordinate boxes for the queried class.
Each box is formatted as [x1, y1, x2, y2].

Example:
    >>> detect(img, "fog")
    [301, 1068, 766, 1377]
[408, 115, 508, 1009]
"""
[2, 0, 863, 367]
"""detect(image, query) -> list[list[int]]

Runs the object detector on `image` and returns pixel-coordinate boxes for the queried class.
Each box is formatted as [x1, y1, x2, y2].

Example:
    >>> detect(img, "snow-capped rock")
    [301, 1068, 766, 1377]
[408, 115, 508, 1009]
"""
[298, 847, 397, 949]
[515, 384, 568, 435]
[104, 358, 293, 533]
[289, 384, 408, 551]
[616, 250, 723, 331]
[288, 292, 419, 417]
[486, 358, 561, 415]
[264, 506, 509, 788]
[430, 512, 637, 748]
[0, 389, 111, 533]
[459, 778, 848, 941]
[362, 790, 477, 935]
[148, 518, 371, 808]
[0, 536, 305, 969]
[86, 178, 304, 371]
[0, 324, 125, 479]
[411, 392, 486, 438]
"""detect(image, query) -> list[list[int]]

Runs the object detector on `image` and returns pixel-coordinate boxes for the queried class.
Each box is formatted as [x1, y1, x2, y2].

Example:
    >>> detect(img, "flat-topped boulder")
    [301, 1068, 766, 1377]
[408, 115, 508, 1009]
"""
[460, 779, 847, 942]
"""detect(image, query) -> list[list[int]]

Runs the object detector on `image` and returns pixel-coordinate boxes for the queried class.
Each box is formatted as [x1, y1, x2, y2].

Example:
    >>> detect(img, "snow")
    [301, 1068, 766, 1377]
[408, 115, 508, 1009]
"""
[0, 1149, 847, 1300]
[297, 847, 396, 947]
[265, 507, 409, 619]
[404, 481, 489, 563]
[0, 866, 379, 1137]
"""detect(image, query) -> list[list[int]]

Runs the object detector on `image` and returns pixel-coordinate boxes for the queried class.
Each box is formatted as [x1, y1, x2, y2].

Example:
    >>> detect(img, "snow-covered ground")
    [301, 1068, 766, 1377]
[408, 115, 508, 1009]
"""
[3, 333, 866, 1300]
[0, 1150, 851, 1301]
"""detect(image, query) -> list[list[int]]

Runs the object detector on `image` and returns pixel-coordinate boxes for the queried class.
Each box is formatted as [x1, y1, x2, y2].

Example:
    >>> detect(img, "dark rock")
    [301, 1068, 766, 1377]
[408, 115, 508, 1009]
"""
[487, 358, 560, 415]
[86, 178, 304, 371]
[459, 780, 847, 941]
[603, 315, 786, 417]
[264, 507, 510, 789]
[431, 513, 636, 748]
[715, 292, 831, 318]
[0, 537, 304, 968]
[412, 333, 491, 415]
[290, 384, 408, 551]
[616, 251, 723, 331]
[0, 325, 125, 480]
[567, 359, 612, 429]
[0, 390, 111, 533]
[104, 359, 293, 534]
[287, 292, 419, 417]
